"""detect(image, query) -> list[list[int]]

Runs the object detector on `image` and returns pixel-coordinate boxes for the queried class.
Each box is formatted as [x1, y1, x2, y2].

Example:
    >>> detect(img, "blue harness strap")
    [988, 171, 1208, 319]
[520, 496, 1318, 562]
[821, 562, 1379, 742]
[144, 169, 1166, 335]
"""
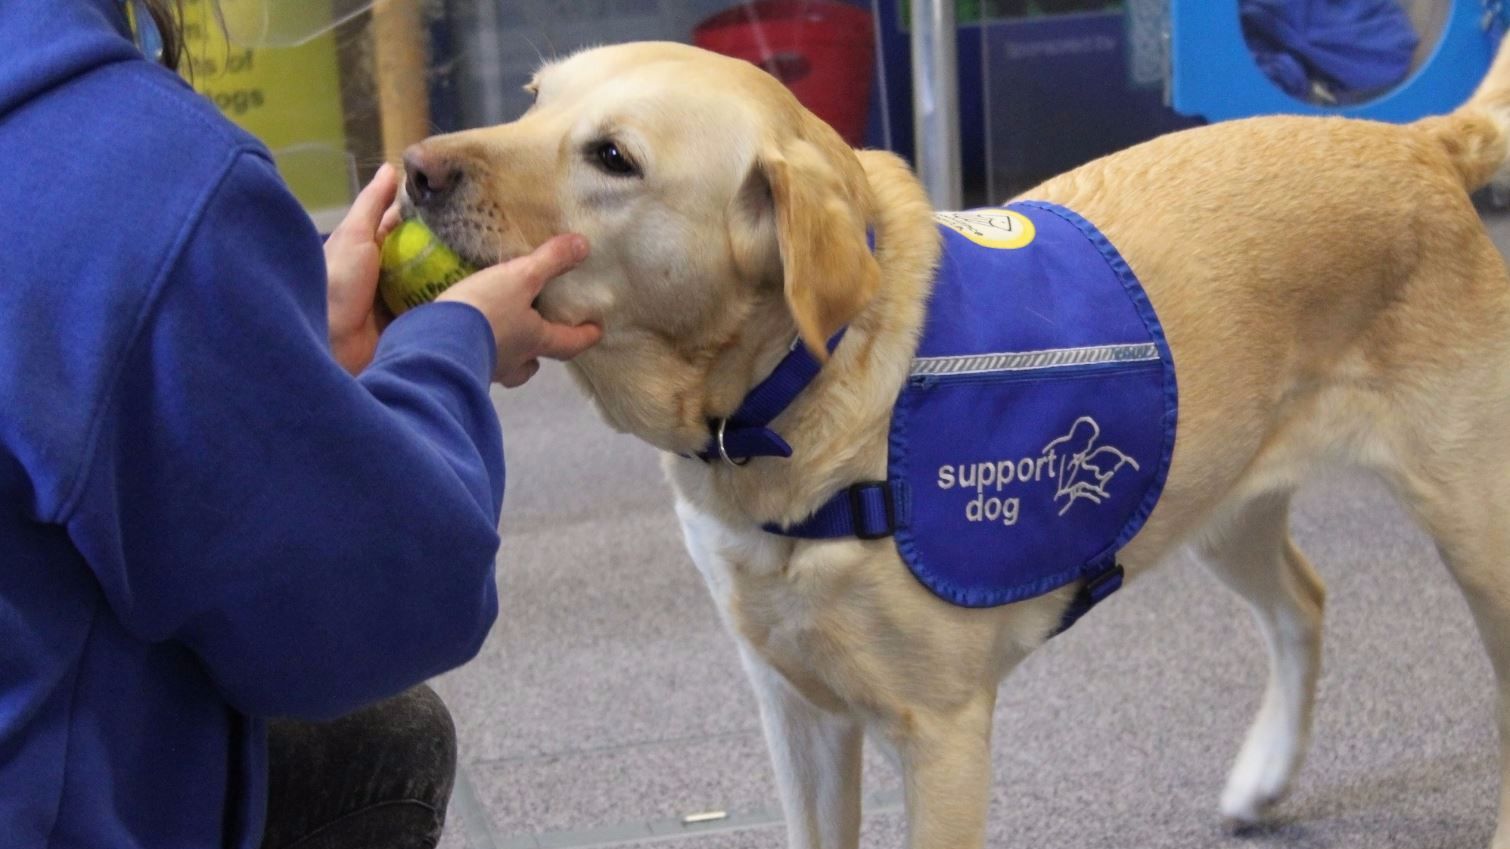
[761, 480, 903, 539]
[762, 477, 1122, 636]
[1054, 561, 1125, 635]
[693, 332, 846, 464]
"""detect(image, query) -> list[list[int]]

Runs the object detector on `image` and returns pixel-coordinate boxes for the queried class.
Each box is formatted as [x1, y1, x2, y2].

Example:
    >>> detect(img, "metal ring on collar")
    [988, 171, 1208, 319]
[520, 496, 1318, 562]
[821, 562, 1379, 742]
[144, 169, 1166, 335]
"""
[715, 419, 750, 467]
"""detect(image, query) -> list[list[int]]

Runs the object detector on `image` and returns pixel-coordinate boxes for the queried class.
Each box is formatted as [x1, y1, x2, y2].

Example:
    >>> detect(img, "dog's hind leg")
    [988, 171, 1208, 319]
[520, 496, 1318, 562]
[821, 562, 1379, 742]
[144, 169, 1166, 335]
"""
[738, 648, 864, 849]
[1429, 544, 1510, 849]
[1195, 491, 1326, 826]
[1434, 551, 1510, 849]
[1395, 448, 1510, 849]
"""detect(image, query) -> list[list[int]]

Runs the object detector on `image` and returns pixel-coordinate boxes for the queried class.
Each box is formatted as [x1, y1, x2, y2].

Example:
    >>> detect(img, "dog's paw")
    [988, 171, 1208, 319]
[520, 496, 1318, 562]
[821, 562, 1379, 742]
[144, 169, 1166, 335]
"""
[1220, 710, 1304, 828]
[1220, 762, 1292, 829]
[1220, 788, 1285, 831]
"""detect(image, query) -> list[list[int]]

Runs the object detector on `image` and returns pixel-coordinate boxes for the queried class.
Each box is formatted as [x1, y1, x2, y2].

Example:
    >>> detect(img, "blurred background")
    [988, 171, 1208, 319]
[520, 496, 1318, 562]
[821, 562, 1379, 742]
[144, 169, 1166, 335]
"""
[183, 0, 1498, 221]
[184, 1, 1510, 846]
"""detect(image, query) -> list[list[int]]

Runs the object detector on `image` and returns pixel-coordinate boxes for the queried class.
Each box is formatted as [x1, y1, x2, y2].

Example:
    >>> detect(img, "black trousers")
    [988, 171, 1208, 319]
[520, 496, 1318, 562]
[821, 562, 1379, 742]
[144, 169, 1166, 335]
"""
[258, 686, 457, 849]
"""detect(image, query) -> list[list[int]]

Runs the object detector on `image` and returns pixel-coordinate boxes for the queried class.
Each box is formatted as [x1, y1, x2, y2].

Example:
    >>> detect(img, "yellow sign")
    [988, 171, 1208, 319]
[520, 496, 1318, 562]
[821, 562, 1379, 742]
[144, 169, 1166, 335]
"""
[935, 209, 1037, 249]
[179, 0, 353, 224]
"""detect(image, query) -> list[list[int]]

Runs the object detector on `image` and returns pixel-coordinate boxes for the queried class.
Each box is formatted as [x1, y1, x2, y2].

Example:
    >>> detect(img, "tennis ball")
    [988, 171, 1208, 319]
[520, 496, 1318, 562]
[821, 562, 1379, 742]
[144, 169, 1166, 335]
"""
[379, 219, 476, 315]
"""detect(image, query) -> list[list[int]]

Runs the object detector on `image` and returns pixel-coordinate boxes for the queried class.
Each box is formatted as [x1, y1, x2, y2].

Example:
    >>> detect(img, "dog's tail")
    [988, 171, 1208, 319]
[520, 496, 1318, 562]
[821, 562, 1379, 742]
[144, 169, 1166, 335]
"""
[1423, 36, 1510, 192]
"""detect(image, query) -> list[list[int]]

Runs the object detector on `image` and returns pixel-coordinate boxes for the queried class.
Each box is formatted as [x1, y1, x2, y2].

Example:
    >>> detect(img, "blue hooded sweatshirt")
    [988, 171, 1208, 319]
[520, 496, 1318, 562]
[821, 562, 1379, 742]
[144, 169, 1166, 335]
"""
[0, 2, 505, 847]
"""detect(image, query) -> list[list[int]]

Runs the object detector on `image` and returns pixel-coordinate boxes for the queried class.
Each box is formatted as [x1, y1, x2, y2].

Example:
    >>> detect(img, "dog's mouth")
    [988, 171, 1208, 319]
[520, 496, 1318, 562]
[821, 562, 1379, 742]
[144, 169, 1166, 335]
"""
[455, 241, 511, 271]
[405, 214, 511, 271]
[396, 186, 595, 322]
[396, 190, 512, 270]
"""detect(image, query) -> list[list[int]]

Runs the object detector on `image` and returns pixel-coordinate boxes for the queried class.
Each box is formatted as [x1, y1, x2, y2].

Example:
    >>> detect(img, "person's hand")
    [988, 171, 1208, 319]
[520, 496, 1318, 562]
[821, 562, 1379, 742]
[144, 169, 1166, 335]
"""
[437, 234, 602, 387]
[325, 163, 402, 375]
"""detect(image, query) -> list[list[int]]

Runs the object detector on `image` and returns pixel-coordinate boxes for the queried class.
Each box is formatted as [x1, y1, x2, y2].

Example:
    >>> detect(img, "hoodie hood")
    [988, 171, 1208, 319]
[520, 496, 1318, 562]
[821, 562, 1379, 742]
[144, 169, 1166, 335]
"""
[0, 0, 143, 118]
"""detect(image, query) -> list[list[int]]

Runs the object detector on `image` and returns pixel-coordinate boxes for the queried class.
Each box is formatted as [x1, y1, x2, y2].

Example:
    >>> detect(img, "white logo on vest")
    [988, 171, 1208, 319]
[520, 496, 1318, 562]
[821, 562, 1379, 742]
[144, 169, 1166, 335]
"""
[1044, 416, 1141, 515]
[936, 416, 1140, 526]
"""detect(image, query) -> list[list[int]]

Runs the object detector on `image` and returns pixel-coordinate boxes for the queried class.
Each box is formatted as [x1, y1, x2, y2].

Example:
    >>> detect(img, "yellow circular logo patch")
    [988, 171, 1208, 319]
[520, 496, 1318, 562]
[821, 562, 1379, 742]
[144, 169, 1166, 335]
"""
[936, 209, 1036, 249]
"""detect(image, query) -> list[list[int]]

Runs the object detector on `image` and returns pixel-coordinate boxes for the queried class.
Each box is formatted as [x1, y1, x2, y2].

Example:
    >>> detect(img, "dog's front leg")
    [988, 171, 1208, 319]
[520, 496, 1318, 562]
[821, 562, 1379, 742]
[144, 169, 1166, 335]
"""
[887, 693, 996, 849]
[738, 646, 863, 849]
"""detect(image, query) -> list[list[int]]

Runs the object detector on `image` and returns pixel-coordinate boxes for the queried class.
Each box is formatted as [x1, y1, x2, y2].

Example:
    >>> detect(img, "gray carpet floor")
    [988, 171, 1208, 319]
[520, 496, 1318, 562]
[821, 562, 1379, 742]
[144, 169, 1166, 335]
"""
[429, 209, 1510, 849]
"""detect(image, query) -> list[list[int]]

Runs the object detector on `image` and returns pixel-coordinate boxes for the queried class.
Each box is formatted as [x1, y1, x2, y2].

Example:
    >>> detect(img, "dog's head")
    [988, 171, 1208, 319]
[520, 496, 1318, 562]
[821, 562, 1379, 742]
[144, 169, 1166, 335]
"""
[401, 42, 882, 451]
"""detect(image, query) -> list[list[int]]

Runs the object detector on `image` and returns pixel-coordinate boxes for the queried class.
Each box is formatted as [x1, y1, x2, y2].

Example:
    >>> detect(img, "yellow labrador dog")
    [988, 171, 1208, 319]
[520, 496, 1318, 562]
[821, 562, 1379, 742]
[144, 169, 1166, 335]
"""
[402, 39, 1510, 849]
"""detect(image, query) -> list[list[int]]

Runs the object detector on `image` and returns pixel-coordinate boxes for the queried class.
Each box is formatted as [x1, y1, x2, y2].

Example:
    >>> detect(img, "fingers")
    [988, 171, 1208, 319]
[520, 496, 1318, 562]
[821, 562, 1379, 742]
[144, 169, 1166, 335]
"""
[332, 163, 399, 243]
[456, 233, 588, 297]
[534, 320, 603, 361]
[378, 202, 403, 242]
[432, 231, 601, 383]
[510, 234, 589, 298]
[497, 359, 540, 389]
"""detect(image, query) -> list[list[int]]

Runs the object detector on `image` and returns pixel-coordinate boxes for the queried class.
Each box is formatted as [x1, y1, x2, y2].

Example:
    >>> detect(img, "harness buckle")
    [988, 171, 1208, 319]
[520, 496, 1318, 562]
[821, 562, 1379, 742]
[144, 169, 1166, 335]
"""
[848, 482, 896, 540]
[1050, 562, 1125, 637]
[1084, 562, 1125, 603]
[714, 419, 750, 467]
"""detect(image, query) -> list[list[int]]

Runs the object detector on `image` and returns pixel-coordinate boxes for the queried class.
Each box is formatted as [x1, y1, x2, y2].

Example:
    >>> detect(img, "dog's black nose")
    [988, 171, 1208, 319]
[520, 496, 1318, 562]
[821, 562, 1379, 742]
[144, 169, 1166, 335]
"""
[403, 144, 461, 208]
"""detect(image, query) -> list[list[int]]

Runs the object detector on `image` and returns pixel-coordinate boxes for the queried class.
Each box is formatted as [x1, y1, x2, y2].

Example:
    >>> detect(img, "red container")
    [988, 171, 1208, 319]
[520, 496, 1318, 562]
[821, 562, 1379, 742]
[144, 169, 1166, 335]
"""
[693, 0, 876, 145]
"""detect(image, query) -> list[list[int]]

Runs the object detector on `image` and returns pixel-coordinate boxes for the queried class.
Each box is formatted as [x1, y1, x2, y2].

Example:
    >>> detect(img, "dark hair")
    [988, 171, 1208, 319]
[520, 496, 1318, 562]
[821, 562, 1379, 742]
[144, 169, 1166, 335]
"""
[140, 0, 187, 72]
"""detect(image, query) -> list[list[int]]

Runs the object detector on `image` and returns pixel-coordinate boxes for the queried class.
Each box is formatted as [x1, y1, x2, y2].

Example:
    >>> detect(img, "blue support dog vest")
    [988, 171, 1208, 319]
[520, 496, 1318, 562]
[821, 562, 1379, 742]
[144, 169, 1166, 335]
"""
[698, 201, 1178, 634]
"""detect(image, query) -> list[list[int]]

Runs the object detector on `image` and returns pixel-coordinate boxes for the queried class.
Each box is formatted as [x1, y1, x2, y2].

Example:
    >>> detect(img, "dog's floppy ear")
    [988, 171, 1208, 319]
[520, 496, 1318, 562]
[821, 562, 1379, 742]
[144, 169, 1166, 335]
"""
[749, 131, 880, 360]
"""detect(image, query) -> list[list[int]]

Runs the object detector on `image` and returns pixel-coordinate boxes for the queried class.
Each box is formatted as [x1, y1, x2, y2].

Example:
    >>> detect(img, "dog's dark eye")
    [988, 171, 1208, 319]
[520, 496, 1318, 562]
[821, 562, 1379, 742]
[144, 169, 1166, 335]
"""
[593, 141, 638, 177]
